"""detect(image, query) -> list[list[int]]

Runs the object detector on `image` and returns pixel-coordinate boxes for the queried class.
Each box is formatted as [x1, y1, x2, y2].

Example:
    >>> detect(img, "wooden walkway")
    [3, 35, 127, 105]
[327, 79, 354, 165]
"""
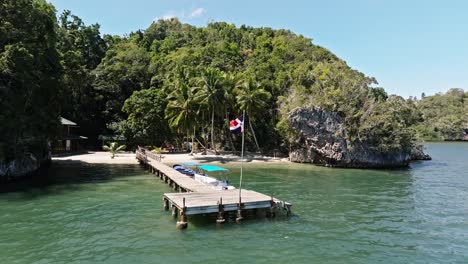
[136, 147, 291, 228]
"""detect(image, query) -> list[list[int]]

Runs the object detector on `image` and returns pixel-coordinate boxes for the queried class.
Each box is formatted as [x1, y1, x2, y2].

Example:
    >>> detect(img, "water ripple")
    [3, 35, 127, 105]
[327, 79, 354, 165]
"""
[0, 143, 467, 263]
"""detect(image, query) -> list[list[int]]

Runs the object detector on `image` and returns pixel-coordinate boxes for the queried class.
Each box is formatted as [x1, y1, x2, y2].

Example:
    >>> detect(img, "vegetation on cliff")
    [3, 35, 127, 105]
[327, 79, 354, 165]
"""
[414, 89, 467, 141]
[89, 18, 423, 154]
[0, 0, 62, 163]
[0, 0, 461, 168]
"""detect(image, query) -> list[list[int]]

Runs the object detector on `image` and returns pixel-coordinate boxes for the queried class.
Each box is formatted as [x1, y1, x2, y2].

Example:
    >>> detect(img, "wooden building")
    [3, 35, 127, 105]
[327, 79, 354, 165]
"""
[53, 117, 87, 154]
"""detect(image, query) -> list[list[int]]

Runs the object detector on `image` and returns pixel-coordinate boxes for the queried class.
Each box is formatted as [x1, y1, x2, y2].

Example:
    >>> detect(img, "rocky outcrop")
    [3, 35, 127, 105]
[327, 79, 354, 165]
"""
[410, 145, 432, 160]
[0, 152, 51, 182]
[287, 107, 430, 168]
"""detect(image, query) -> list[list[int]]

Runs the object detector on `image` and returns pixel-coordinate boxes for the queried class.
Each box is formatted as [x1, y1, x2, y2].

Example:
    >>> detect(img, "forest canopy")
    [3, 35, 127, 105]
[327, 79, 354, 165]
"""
[0, 0, 62, 161]
[1, 0, 466, 163]
[415, 89, 467, 141]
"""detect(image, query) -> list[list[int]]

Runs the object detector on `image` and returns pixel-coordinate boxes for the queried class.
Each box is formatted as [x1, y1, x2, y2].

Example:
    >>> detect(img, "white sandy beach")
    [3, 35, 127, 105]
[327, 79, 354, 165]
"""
[53, 151, 139, 164]
[52, 151, 289, 165]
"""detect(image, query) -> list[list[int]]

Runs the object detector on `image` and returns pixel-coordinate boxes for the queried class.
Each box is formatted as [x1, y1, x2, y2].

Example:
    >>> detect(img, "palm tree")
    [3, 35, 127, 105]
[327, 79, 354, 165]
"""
[235, 77, 272, 151]
[166, 78, 199, 155]
[103, 142, 126, 159]
[223, 72, 240, 153]
[195, 68, 225, 154]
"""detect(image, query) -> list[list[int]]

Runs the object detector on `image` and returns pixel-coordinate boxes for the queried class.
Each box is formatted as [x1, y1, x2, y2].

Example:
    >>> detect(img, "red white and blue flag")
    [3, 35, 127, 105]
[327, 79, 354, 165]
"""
[229, 115, 245, 134]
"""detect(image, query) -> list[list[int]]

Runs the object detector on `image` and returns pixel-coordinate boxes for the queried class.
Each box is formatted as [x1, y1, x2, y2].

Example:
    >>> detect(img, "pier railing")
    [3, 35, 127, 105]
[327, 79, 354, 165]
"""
[136, 146, 162, 162]
[135, 145, 292, 229]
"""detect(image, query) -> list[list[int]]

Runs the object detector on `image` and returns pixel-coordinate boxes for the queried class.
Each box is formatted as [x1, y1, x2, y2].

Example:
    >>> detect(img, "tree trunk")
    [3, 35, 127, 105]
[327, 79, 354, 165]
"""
[249, 117, 260, 152]
[190, 126, 195, 155]
[196, 137, 206, 150]
[203, 129, 208, 155]
[202, 114, 208, 155]
[211, 108, 218, 154]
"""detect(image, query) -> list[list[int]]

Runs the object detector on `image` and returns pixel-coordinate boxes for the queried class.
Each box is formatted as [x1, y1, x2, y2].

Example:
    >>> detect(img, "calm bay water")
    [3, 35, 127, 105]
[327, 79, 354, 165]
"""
[0, 142, 467, 263]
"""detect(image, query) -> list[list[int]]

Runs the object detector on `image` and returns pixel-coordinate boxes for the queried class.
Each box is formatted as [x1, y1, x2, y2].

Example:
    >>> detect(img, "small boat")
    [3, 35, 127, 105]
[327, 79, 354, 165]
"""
[172, 162, 235, 190]
[172, 164, 195, 176]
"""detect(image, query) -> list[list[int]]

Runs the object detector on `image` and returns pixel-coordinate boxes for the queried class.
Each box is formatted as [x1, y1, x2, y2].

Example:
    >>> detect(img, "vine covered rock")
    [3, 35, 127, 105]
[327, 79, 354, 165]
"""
[287, 107, 429, 168]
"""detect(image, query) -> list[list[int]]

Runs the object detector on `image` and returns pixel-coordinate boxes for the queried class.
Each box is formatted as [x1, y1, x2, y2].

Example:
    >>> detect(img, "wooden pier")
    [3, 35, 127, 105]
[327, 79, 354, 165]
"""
[136, 147, 291, 229]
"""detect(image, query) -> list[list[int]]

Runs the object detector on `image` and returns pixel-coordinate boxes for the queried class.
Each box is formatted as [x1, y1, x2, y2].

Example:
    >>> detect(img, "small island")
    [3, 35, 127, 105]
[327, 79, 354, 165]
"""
[2, 1, 468, 263]
[1, 1, 466, 179]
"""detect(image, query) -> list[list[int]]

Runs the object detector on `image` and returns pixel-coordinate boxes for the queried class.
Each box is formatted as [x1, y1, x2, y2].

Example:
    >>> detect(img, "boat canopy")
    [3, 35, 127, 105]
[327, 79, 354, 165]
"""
[198, 165, 229, 172]
[181, 161, 200, 166]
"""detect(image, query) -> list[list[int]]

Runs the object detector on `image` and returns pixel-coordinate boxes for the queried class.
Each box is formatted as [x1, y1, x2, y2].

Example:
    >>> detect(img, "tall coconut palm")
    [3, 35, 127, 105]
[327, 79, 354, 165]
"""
[223, 72, 240, 153]
[166, 79, 199, 155]
[235, 77, 272, 151]
[195, 68, 225, 154]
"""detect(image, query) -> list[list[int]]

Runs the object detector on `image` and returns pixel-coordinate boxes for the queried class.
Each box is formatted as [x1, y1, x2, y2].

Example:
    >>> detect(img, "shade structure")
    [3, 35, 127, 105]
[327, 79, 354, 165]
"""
[198, 165, 229, 172]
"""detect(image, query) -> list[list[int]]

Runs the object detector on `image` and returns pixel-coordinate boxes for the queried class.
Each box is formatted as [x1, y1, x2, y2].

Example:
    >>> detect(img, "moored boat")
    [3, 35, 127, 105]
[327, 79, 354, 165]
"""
[172, 162, 235, 190]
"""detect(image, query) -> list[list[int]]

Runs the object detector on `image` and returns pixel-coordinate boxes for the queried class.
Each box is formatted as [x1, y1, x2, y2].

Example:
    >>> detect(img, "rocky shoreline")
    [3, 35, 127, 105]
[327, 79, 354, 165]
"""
[287, 107, 431, 168]
[0, 153, 51, 183]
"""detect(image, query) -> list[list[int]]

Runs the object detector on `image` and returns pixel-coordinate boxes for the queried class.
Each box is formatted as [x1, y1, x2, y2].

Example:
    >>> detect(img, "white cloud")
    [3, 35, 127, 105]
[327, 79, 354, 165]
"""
[189, 7, 205, 18]
[154, 7, 205, 22]
[162, 14, 177, 20]
[155, 12, 178, 21]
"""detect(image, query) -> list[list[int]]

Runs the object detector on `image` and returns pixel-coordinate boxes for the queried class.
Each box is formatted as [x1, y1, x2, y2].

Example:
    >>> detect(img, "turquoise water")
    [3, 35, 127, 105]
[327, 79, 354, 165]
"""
[0, 142, 467, 263]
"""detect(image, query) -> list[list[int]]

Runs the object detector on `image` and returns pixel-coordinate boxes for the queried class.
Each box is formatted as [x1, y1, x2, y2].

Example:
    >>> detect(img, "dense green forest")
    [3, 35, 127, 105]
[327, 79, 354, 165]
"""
[415, 89, 467, 141]
[1, 0, 466, 164]
[0, 0, 62, 162]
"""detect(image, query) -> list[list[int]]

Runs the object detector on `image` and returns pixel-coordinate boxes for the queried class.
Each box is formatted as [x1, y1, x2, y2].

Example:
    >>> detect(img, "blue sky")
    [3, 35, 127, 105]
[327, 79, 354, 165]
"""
[48, 0, 468, 98]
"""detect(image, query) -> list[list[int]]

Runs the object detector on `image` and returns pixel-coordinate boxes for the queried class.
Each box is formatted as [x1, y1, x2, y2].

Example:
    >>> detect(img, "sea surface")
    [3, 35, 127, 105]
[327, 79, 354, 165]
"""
[0, 142, 467, 263]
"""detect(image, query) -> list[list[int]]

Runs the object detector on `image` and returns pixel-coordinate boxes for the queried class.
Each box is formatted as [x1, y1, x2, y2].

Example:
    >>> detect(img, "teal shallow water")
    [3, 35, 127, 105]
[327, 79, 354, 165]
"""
[0, 142, 467, 263]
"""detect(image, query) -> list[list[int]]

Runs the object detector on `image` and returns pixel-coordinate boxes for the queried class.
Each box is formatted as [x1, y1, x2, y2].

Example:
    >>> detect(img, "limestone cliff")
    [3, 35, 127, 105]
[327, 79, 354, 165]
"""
[287, 107, 430, 168]
[0, 152, 51, 182]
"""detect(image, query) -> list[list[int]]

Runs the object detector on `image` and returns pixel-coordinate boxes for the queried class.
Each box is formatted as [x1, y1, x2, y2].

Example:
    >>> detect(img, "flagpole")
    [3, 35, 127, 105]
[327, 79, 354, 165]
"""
[237, 110, 245, 221]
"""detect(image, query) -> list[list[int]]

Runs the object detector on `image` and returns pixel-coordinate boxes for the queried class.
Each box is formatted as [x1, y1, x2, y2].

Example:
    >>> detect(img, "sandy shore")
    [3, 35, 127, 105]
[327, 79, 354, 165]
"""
[52, 151, 289, 165]
[53, 151, 139, 164]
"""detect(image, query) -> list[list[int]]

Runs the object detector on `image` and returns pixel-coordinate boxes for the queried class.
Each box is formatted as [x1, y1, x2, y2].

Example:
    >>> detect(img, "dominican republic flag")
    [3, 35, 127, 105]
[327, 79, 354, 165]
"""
[229, 115, 245, 134]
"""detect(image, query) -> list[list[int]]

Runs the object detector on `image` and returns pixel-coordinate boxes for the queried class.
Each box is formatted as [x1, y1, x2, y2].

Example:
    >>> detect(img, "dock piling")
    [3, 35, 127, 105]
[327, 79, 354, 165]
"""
[176, 197, 188, 229]
[163, 198, 169, 211]
[236, 197, 244, 222]
[216, 197, 225, 224]
[172, 205, 178, 218]
[136, 147, 290, 229]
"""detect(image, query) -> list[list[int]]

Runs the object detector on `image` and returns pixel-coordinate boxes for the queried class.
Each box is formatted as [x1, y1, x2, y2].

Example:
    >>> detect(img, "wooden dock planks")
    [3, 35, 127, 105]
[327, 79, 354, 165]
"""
[136, 147, 290, 227]
[164, 190, 273, 215]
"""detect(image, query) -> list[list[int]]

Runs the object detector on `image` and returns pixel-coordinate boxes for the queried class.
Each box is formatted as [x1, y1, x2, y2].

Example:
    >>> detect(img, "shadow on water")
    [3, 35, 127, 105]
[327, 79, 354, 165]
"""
[180, 210, 295, 229]
[190, 155, 279, 164]
[0, 161, 144, 199]
[1, 143, 467, 263]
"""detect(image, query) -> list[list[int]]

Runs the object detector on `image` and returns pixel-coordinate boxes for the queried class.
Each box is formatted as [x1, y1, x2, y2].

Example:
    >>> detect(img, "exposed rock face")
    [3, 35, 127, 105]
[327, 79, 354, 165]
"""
[410, 145, 432, 160]
[0, 152, 51, 182]
[287, 107, 429, 168]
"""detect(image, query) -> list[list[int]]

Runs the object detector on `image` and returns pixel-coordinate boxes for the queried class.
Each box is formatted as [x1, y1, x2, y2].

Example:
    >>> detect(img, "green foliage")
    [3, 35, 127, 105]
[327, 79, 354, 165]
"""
[110, 19, 348, 152]
[235, 77, 272, 150]
[151, 147, 162, 154]
[0, 0, 62, 161]
[235, 77, 272, 115]
[93, 41, 151, 124]
[279, 59, 420, 152]
[118, 88, 171, 147]
[357, 96, 419, 152]
[416, 88, 467, 140]
[102, 142, 126, 159]
[65, 16, 434, 153]
[194, 67, 226, 152]
[57, 10, 108, 145]
[165, 76, 199, 134]
[4, 2, 446, 159]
